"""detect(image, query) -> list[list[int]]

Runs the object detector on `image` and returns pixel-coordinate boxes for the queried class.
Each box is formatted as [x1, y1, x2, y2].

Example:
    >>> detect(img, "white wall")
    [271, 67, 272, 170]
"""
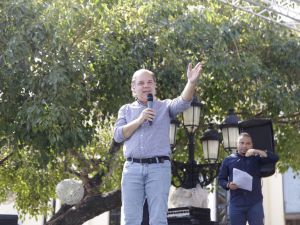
[0, 171, 288, 225]
[283, 168, 300, 214]
[262, 171, 285, 225]
[83, 212, 109, 225]
[0, 202, 44, 225]
[0, 201, 109, 225]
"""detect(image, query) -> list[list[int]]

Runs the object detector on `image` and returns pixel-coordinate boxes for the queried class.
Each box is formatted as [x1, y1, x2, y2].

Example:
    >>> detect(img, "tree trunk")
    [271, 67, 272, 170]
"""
[46, 189, 121, 225]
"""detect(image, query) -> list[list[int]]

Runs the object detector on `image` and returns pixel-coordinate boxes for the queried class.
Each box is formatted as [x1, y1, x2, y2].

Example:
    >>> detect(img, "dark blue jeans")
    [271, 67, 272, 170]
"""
[229, 201, 264, 225]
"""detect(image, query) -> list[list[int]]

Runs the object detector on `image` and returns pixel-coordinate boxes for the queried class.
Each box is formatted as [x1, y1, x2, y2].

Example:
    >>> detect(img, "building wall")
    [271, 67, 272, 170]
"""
[2, 170, 297, 225]
[283, 168, 300, 224]
[0, 201, 109, 225]
[0, 202, 44, 225]
[83, 212, 109, 225]
[262, 171, 285, 225]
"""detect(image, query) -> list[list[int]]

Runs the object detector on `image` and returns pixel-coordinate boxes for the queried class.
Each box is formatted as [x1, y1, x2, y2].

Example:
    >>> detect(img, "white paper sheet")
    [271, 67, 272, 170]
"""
[233, 168, 253, 191]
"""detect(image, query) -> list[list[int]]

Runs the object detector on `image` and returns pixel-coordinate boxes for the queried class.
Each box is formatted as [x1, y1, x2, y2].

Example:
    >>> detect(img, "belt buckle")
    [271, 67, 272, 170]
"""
[157, 157, 165, 163]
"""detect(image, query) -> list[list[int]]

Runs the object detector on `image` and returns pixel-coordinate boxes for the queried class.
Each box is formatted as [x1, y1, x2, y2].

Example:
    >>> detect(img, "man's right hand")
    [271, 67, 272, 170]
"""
[228, 182, 238, 190]
[122, 108, 155, 139]
[138, 108, 155, 124]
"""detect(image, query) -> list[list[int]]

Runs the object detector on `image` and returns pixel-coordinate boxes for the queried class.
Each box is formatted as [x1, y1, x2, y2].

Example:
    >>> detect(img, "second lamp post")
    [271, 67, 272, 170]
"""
[170, 97, 221, 189]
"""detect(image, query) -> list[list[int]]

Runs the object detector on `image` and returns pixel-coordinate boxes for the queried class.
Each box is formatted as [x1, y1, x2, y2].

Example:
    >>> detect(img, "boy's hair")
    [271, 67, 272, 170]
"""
[238, 132, 253, 142]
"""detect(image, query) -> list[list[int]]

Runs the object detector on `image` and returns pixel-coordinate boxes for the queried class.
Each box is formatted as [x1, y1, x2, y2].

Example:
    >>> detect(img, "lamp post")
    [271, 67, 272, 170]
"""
[168, 98, 243, 225]
[170, 102, 241, 189]
[170, 97, 221, 189]
[218, 109, 240, 225]
[201, 123, 220, 164]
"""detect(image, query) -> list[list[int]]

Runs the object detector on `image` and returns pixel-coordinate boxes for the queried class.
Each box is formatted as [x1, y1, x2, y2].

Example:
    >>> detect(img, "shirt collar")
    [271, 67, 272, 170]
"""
[135, 98, 154, 107]
[236, 152, 246, 157]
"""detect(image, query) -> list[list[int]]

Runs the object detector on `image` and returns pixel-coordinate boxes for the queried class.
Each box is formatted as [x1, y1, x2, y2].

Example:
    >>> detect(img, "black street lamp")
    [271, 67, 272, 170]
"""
[167, 101, 244, 225]
[182, 96, 202, 133]
[170, 97, 221, 189]
[201, 123, 220, 164]
[219, 109, 240, 153]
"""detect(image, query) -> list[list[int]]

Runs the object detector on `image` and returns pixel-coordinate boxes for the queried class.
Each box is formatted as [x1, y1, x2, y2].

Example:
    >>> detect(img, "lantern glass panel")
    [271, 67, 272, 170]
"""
[202, 140, 219, 163]
[183, 106, 200, 133]
[169, 123, 177, 146]
[222, 127, 239, 152]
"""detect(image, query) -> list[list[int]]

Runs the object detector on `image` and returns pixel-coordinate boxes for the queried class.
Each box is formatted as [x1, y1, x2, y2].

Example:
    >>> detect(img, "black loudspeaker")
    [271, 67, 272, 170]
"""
[0, 214, 18, 225]
[238, 118, 276, 177]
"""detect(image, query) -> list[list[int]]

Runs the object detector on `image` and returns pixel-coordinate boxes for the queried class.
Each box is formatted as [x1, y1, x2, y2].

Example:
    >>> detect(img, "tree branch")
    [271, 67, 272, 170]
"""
[108, 139, 123, 155]
[47, 204, 73, 223]
[46, 189, 121, 225]
[90, 139, 123, 185]
[0, 152, 14, 166]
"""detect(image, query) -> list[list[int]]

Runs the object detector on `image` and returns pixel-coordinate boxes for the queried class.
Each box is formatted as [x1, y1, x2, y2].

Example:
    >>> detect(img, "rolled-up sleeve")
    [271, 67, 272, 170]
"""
[113, 105, 127, 143]
[168, 96, 192, 118]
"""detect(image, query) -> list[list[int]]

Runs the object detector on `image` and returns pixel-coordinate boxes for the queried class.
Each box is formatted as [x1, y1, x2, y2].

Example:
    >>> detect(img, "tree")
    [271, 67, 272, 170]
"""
[0, 0, 299, 224]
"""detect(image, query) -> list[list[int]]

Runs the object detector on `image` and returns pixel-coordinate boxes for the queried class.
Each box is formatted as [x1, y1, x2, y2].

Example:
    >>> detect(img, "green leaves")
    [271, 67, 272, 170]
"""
[0, 0, 299, 220]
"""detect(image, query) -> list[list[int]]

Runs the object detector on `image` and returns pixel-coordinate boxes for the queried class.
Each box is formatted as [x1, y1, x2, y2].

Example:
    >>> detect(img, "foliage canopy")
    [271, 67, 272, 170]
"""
[0, 0, 299, 223]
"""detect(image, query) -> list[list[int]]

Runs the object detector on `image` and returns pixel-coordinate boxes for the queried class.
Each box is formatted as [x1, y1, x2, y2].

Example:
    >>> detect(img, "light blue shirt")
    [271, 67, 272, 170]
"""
[114, 96, 191, 158]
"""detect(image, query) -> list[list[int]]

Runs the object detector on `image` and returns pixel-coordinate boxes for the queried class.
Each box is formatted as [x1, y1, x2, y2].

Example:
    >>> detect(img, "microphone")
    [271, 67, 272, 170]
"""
[147, 93, 153, 125]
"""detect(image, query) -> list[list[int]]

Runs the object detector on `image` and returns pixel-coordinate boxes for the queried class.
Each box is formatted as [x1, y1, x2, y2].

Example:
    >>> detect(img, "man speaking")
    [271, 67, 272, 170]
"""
[113, 62, 202, 225]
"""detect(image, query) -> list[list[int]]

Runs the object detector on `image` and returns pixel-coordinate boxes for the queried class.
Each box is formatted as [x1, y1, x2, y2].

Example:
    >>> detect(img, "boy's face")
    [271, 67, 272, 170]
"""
[237, 136, 253, 155]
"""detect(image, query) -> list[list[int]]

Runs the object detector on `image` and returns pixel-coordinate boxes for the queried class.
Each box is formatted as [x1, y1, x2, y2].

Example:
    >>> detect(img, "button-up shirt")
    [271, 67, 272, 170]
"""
[218, 151, 279, 206]
[114, 96, 191, 158]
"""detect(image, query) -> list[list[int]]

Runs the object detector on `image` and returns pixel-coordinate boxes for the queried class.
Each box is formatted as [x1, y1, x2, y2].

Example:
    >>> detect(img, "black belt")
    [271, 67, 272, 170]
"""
[126, 156, 170, 164]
